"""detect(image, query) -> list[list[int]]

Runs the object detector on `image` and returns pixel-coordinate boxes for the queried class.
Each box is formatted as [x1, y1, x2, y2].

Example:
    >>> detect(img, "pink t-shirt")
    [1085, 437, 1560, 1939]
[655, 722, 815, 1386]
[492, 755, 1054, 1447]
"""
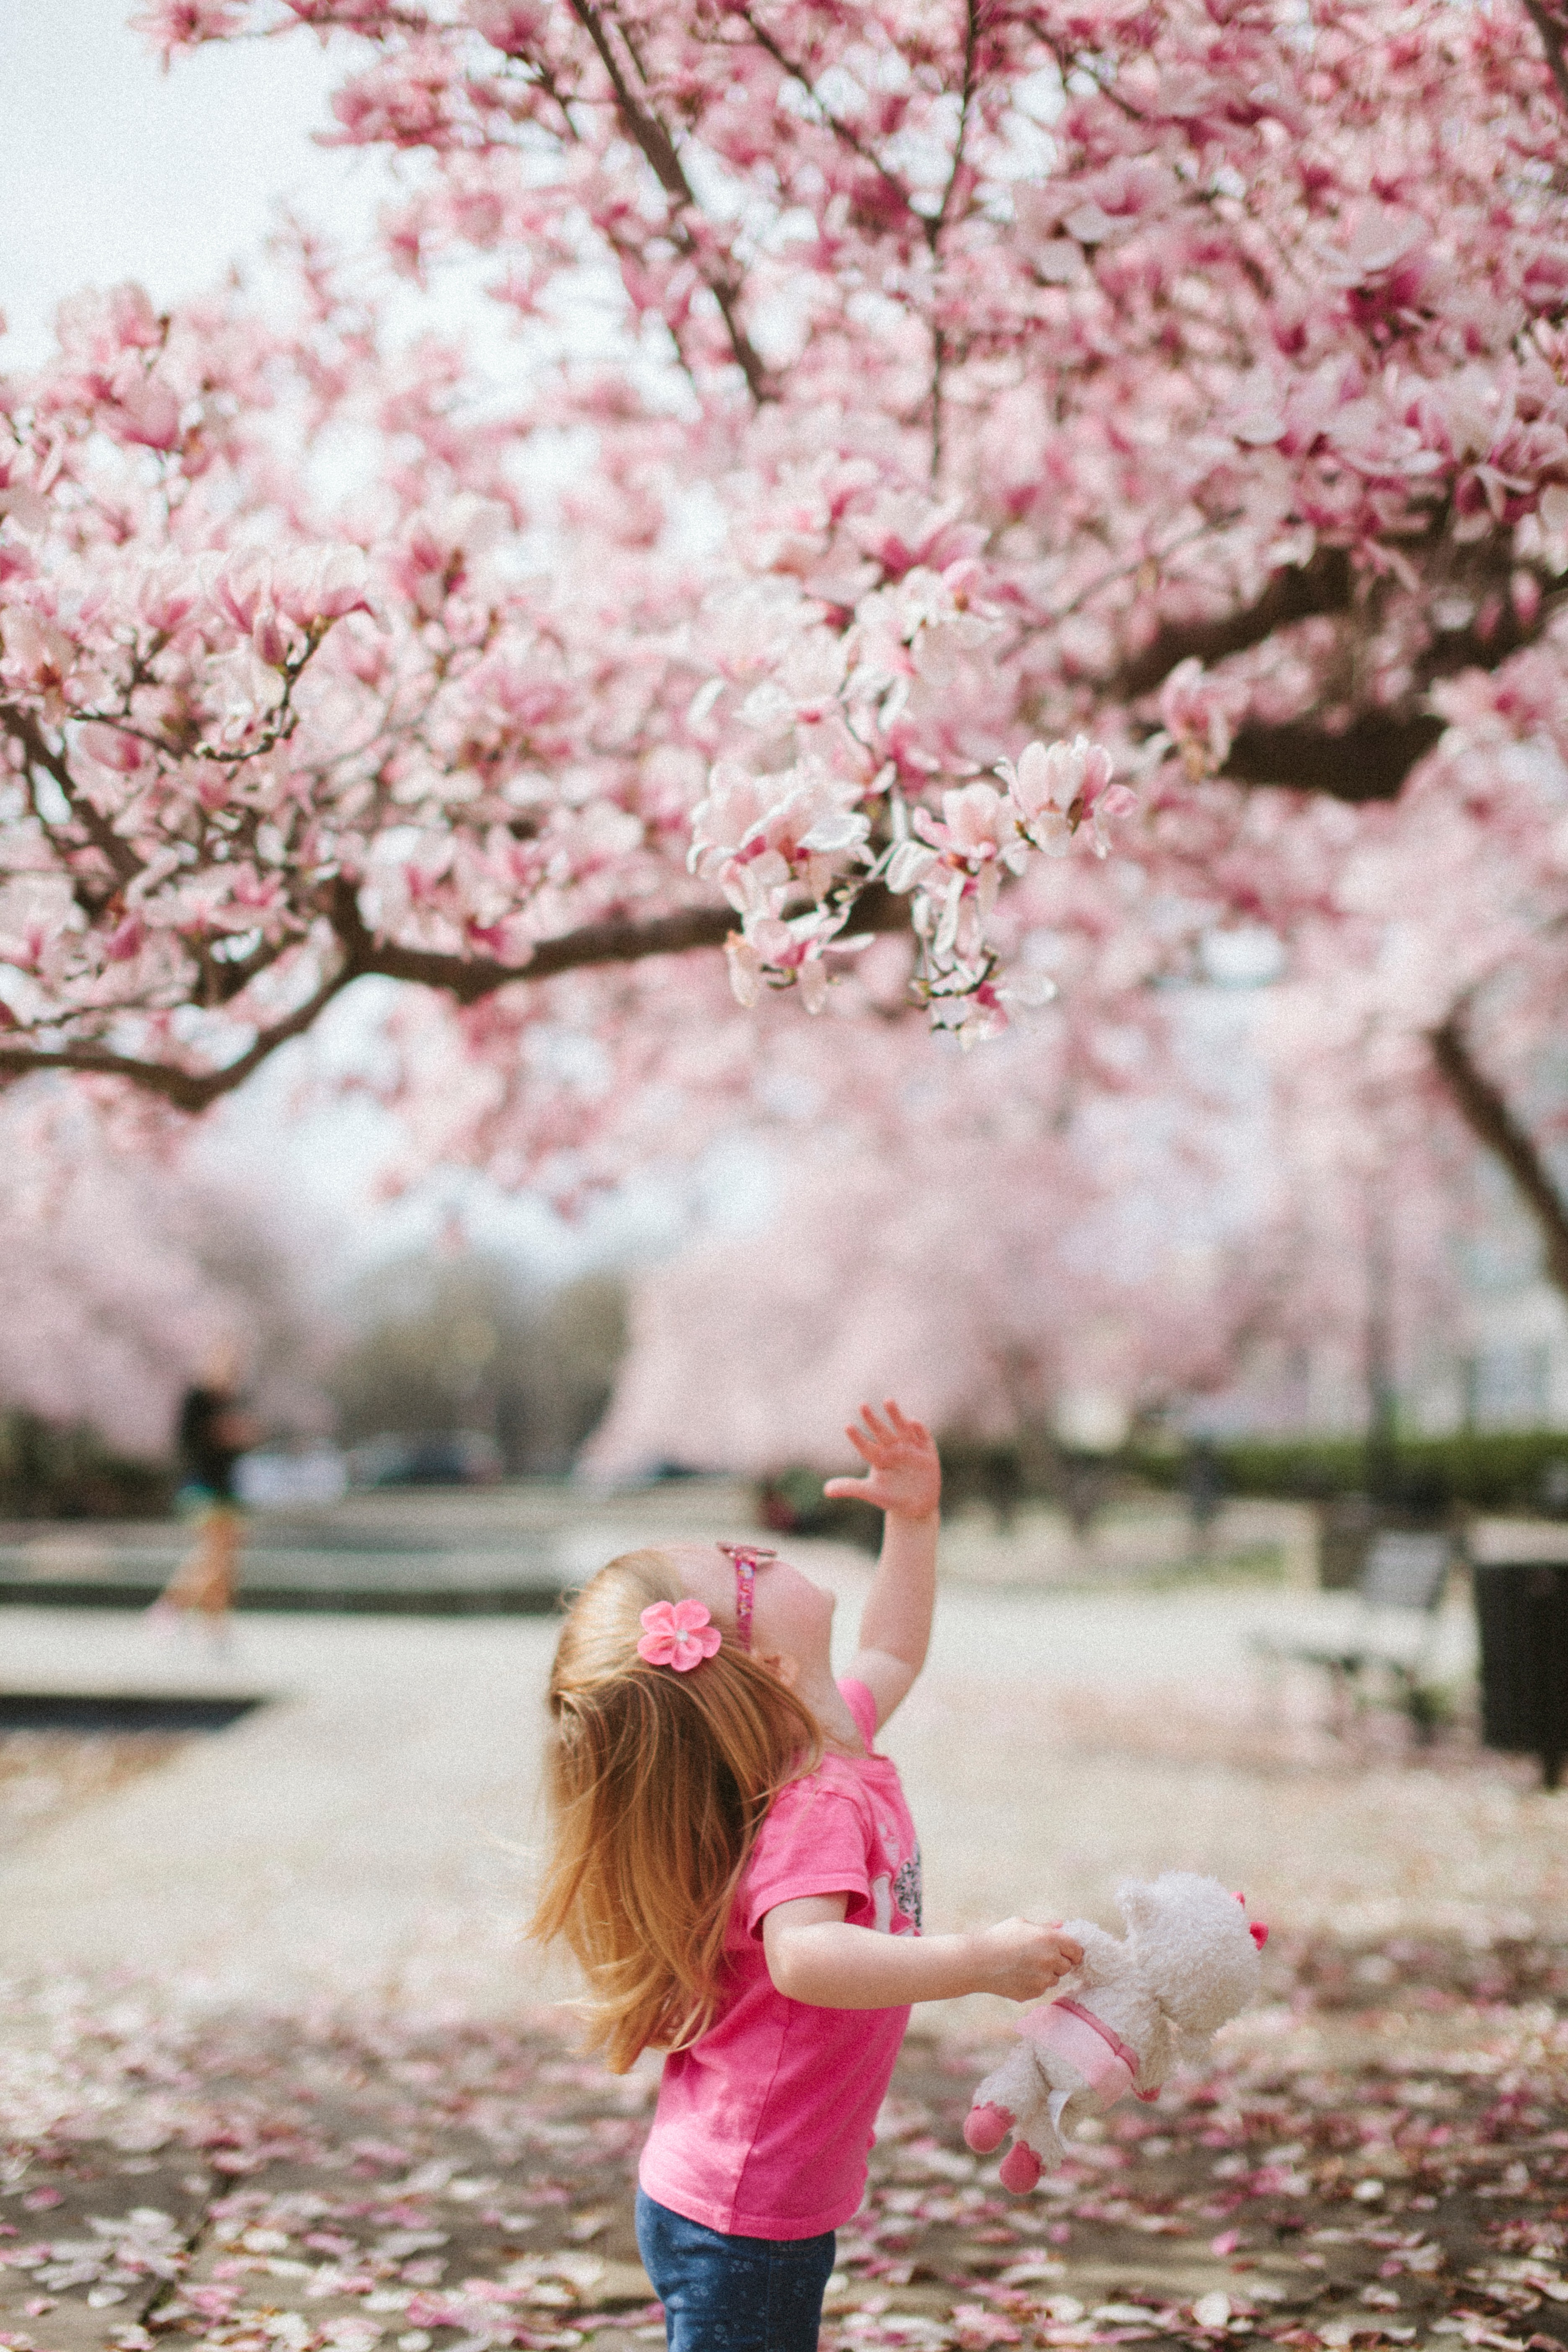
[637, 1677, 921, 2240]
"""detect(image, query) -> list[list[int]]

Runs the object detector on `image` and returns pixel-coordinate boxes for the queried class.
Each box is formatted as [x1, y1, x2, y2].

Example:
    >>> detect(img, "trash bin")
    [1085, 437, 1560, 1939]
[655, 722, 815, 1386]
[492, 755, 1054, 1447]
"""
[1315, 1494, 1379, 1590]
[1473, 1559, 1568, 1790]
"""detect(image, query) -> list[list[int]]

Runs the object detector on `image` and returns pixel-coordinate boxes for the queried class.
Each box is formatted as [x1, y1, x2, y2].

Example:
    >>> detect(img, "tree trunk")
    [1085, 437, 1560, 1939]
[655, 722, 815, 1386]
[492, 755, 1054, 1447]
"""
[1429, 1010, 1568, 1305]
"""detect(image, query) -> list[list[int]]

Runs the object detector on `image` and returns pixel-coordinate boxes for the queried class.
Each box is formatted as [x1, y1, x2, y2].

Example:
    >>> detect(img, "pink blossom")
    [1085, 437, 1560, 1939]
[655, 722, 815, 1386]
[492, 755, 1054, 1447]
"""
[689, 762, 870, 890]
[129, 1, 242, 62]
[999, 738, 1117, 856]
[464, 0, 549, 55]
[1159, 661, 1245, 778]
[0, 606, 76, 708]
[0, 876, 77, 969]
[273, 547, 374, 627]
[113, 375, 182, 451]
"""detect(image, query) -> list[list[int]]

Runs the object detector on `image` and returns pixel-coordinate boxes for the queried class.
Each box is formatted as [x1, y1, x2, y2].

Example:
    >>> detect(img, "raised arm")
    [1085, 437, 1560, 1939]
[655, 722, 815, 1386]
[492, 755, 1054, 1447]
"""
[827, 1401, 941, 1730]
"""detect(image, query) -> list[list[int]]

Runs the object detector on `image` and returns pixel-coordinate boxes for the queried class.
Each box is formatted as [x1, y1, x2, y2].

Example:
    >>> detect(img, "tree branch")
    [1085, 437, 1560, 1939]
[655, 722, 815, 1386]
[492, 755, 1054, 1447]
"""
[1109, 542, 1568, 802]
[1431, 1006, 1568, 1303]
[335, 888, 744, 1003]
[926, 0, 980, 480]
[1220, 711, 1447, 802]
[731, 5, 914, 220]
[1109, 548, 1355, 701]
[927, 0, 980, 251]
[0, 704, 143, 890]
[0, 880, 915, 1111]
[566, 0, 777, 404]
[0, 957, 360, 1113]
[1520, 0, 1568, 113]
[333, 875, 912, 1000]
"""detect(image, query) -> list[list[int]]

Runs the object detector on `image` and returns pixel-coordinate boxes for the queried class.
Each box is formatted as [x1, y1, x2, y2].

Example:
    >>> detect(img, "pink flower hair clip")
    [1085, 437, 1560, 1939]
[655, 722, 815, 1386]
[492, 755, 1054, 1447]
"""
[637, 1598, 722, 1671]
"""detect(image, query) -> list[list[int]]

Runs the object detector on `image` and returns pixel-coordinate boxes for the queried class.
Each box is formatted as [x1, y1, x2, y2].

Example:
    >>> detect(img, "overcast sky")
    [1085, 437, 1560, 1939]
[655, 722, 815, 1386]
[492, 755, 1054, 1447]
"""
[2, 0, 380, 369]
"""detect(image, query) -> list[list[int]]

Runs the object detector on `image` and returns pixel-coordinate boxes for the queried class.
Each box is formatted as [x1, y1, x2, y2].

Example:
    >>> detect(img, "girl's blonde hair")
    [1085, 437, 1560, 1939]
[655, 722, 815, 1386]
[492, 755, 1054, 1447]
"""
[529, 1548, 821, 2072]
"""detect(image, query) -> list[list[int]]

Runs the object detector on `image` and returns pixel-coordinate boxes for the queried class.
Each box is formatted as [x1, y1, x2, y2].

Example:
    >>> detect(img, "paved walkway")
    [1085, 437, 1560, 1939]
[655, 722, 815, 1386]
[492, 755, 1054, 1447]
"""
[0, 1483, 758, 1612]
[0, 1488, 1314, 1609]
[1, 1552, 1562, 2033]
[3, 1549, 1568, 2352]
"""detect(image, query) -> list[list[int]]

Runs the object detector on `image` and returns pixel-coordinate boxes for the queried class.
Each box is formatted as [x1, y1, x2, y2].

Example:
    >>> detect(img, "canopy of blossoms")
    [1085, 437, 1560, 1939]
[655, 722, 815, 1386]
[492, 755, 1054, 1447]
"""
[6, 0, 1568, 1267]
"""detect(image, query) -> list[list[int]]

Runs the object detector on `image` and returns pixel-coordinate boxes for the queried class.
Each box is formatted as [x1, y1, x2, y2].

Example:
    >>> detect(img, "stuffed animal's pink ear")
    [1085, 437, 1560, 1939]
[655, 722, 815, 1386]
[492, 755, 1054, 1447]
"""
[1232, 1892, 1269, 1947]
[1230, 1892, 1268, 1947]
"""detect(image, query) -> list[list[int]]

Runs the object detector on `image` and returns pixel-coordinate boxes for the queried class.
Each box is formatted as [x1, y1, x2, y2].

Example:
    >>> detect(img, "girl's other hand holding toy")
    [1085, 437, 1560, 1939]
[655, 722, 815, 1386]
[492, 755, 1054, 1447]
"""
[965, 1873, 1267, 2192]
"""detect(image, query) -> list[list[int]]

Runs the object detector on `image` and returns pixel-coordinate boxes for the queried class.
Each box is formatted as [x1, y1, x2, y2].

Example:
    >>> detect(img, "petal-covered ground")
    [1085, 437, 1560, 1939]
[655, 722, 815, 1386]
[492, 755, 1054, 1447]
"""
[3, 1569, 1565, 2352]
[0, 1737, 190, 1861]
[3, 1933, 1565, 2352]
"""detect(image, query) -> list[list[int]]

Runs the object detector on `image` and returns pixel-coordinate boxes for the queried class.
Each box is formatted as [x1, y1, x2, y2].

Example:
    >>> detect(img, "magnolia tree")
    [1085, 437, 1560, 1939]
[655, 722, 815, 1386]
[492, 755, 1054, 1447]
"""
[586, 985, 1480, 1475]
[7, 1, 1568, 1277]
[586, 1135, 1269, 1478]
[0, 1088, 326, 1454]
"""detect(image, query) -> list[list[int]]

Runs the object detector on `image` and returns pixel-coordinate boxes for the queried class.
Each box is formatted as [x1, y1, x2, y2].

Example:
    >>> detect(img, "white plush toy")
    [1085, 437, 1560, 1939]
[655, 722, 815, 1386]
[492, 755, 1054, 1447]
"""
[965, 1873, 1268, 2192]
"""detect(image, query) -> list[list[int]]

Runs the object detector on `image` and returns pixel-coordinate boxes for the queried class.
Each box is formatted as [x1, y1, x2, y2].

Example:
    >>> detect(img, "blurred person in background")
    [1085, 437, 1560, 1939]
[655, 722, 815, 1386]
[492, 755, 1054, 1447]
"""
[151, 1350, 259, 1632]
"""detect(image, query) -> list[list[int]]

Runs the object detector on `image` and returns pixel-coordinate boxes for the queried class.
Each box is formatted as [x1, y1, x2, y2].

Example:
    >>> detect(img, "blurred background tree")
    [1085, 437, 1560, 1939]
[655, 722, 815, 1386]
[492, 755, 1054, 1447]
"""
[0, 1086, 330, 1514]
[329, 1253, 627, 1477]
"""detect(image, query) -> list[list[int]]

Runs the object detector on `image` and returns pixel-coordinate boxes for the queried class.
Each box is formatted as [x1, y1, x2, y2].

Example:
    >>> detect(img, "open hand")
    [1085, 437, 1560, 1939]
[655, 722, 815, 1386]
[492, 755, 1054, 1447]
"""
[824, 1400, 941, 1522]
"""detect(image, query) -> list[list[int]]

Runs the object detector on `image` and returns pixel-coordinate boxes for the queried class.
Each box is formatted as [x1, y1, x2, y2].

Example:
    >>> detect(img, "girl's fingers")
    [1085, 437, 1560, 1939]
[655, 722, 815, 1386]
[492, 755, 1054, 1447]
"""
[876, 1399, 934, 1454]
[822, 1475, 866, 1498]
[842, 1425, 873, 1460]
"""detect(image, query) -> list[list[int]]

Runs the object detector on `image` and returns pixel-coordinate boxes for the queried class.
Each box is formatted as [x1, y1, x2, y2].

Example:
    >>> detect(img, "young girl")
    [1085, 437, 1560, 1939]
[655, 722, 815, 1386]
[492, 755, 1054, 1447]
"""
[531, 1400, 1081, 2352]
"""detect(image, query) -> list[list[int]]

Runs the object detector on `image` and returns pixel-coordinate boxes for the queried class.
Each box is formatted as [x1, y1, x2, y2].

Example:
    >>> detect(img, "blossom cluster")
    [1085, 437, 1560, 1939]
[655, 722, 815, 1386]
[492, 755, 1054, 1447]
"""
[689, 735, 1131, 1043]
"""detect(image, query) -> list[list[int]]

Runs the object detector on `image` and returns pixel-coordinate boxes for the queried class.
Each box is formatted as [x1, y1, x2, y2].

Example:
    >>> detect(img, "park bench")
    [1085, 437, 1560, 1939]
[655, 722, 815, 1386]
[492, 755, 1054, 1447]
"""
[1252, 1529, 1461, 1738]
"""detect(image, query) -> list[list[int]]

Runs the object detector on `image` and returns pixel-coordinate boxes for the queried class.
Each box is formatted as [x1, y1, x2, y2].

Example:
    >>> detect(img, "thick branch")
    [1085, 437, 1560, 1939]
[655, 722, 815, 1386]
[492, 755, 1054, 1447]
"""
[1110, 548, 1355, 701]
[0, 957, 358, 1114]
[340, 892, 743, 1001]
[0, 880, 914, 1111]
[1520, 0, 1568, 113]
[1412, 585, 1565, 696]
[335, 876, 912, 1000]
[1431, 1007, 1568, 1304]
[1221, 711, 1446, 802]
[1114, 544, 1567, 802]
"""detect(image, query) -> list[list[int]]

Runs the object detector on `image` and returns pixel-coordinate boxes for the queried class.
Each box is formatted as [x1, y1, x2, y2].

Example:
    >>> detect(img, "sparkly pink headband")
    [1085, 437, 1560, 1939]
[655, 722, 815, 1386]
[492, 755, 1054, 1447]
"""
[717, 1541, 776, 1653]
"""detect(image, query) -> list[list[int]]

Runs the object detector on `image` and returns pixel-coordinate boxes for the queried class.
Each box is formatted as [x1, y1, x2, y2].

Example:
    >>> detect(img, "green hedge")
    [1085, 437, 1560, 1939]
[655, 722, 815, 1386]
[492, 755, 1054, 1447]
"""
[761, 1429, 1568, 1537]
[1128, 1430, 1568, 1515]
[0, 1412, 175, 1521]
[756, 1467, 882, 1552]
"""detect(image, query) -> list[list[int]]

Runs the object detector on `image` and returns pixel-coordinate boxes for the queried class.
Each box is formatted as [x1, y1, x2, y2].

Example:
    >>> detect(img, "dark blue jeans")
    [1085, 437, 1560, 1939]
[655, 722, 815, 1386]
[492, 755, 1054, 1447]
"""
[635, 2186, 836, 2352]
